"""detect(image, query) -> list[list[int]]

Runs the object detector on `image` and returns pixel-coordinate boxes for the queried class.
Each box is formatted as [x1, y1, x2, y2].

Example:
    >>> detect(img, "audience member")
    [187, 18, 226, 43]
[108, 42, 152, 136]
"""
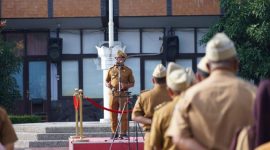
[132, 64, 171, 150]
[150, 63, 194, 150]
[167, 32, 257, 150]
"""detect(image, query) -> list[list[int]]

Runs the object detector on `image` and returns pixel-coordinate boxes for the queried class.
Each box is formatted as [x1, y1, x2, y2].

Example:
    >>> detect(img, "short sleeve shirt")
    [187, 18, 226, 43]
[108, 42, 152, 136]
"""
[132, 84, 171, 131]
[150, 95, 181, 150]
[106, 65, 135, 90]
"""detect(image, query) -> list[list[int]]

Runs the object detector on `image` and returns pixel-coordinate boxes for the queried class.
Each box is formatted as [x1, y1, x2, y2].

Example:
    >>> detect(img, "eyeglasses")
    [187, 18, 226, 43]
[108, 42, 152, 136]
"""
[115, 57, 125, 60]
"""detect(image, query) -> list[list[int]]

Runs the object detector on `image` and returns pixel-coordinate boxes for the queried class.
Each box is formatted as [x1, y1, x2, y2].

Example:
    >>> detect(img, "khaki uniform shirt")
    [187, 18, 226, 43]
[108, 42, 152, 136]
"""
[150, 95, 182, 150]
[106, 65, 135, 91]
[132, 84, 171, 131]
[0, 107, 18, 145]
[167, 70, 256, 150]
[256, 142, 270, 150]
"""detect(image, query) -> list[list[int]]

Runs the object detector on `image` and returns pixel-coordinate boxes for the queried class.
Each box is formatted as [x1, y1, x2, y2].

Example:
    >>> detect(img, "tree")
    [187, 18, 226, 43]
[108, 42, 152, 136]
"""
[0, 20, 22, 112]
[202, 0, 270, 82]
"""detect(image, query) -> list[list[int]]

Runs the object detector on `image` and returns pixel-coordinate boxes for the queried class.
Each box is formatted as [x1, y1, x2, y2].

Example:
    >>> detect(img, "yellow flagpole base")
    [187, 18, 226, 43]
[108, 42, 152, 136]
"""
[69, 135, 81, 139]
[71, 136, 89, 142]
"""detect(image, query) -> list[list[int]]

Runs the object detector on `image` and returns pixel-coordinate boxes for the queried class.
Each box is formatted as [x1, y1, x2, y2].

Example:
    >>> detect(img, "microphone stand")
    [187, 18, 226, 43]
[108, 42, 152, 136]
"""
[118, 64, 122, 136]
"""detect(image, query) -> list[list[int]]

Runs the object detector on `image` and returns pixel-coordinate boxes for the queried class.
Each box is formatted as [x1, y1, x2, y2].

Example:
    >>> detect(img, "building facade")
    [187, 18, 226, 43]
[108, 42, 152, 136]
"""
[0, 0, 221, 121]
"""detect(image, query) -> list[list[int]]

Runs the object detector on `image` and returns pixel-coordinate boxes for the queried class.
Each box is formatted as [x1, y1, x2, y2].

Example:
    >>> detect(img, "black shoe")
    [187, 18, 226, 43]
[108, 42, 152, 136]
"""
[119, 134, 128, 139]
[110, 133, 118, 139]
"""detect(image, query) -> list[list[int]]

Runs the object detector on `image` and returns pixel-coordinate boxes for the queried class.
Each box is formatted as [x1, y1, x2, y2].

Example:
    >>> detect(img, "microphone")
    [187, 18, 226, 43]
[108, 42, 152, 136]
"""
[115, 63, 124, 67]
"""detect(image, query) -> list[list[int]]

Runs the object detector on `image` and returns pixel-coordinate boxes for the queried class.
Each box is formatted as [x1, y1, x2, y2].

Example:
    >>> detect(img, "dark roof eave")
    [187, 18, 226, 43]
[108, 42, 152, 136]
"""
[2, 15, 221, 30]
[3, 17, 103, 30]
[118, 15, 221, 28]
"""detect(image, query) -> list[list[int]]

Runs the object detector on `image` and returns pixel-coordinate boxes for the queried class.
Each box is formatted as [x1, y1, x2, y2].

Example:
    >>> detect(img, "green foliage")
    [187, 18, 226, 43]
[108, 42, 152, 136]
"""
[0, 28, 22, 112]
[9, 115, 41, 124]
[202, 0, 270, 81]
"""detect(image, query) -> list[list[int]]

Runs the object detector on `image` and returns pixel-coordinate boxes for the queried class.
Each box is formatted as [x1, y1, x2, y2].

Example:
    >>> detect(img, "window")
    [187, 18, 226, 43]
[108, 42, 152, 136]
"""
[27, 33, 48, 56]
[50, 64, 58, 101]
[6, 33, 25, 56]
[60, 30, 80, 54]
[142, 29, 163, 53]
[175, 29, 195, 53]
[118, 29, 140, 53]
[125, 58, 141, 95]
[197, 28, 209, 53]
[144, 60, 162, 90]
[29, 61, 47, 100]
[83, 58, 103, 98]
[62, 61, 79, 96]
[83, 30, 104, 54]
[176, 59, 193, 68]
[13, 64, 23, 98]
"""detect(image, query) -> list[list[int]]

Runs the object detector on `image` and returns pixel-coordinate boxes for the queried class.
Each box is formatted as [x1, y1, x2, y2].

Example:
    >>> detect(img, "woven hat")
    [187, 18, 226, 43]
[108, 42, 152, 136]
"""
[166, 62, 189, 91]
[185, 67, 196, 85]
[116, 50, 127, 58]
[152, 64, 166, 78]
[197, 56, 209, 73]
[205, 32, 236, 61]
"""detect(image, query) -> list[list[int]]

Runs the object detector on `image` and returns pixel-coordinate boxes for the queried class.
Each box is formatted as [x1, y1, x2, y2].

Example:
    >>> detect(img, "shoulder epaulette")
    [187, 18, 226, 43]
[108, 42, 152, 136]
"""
[109, 66, 115, 70]
[123, 65, 131, 70]
[155, 102, 169, 111]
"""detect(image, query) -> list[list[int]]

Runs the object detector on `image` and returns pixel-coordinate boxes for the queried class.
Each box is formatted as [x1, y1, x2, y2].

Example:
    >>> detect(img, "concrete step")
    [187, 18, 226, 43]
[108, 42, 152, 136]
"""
[17, 132, 38, 141]
[29, 140, 69, 148]
[15, 126, 47, 133]
[45, 126, 141, 133]
[15, 140, 31, 149]
[15, 140, 68, 148]
[14, 122, 144, 148]
[14, 121, 141, 133]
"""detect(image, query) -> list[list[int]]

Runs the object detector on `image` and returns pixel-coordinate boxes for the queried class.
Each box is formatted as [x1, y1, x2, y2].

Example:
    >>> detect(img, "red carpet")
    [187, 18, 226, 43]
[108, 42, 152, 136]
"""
[69, 137, 144, 150]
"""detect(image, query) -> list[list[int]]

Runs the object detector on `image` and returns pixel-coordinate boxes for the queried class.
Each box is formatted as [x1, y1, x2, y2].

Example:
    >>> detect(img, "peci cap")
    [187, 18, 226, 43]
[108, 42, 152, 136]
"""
[197, 56, 209, 73]
[185, 67, 197, 85]
[116, 50, 127, 58]
[152, 64, 166, 78]
[205, 32, 237, 61]
[166, 62, 189, 91]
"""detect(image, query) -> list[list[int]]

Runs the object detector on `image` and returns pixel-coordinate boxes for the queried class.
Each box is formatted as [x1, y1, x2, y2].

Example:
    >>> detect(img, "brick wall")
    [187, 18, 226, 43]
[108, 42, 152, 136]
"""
[172, 0, 220, 15]
[1, 0, 48, 18]
[1, 0, 220, 18]
[53, 0, 100, 17]
[119, 0, 167, 16]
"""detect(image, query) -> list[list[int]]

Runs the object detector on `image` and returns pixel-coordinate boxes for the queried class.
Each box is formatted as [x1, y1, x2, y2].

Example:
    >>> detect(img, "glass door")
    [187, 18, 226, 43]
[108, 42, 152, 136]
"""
[28, 61, 48, 116]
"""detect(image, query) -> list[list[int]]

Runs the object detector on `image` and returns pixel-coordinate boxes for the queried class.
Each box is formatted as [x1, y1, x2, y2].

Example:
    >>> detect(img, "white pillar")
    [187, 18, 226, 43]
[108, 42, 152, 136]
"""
[97, 49, 114, 123]
[108, 0, 114, 47]
[100, 70, 110, 122]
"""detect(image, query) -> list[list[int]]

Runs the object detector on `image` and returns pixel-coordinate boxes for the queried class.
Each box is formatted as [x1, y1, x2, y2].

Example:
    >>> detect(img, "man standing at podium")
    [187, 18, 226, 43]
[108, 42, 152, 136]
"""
[105, 50, 135, 139]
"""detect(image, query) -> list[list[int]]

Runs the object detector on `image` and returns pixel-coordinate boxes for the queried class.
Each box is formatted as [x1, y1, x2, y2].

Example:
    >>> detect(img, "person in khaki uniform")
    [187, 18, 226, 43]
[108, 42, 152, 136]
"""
[132, 64, 171, 150]
[105, 50, 135, 139]
[0, 107, 18, 150]
[167, 32, 257, 150]
[150, 63, 194, 150]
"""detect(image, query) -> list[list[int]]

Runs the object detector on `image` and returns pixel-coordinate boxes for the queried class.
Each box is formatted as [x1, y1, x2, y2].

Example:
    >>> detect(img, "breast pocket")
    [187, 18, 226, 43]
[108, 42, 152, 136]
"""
[120, 70, 130, 83]
[111, 71, 118, 80]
